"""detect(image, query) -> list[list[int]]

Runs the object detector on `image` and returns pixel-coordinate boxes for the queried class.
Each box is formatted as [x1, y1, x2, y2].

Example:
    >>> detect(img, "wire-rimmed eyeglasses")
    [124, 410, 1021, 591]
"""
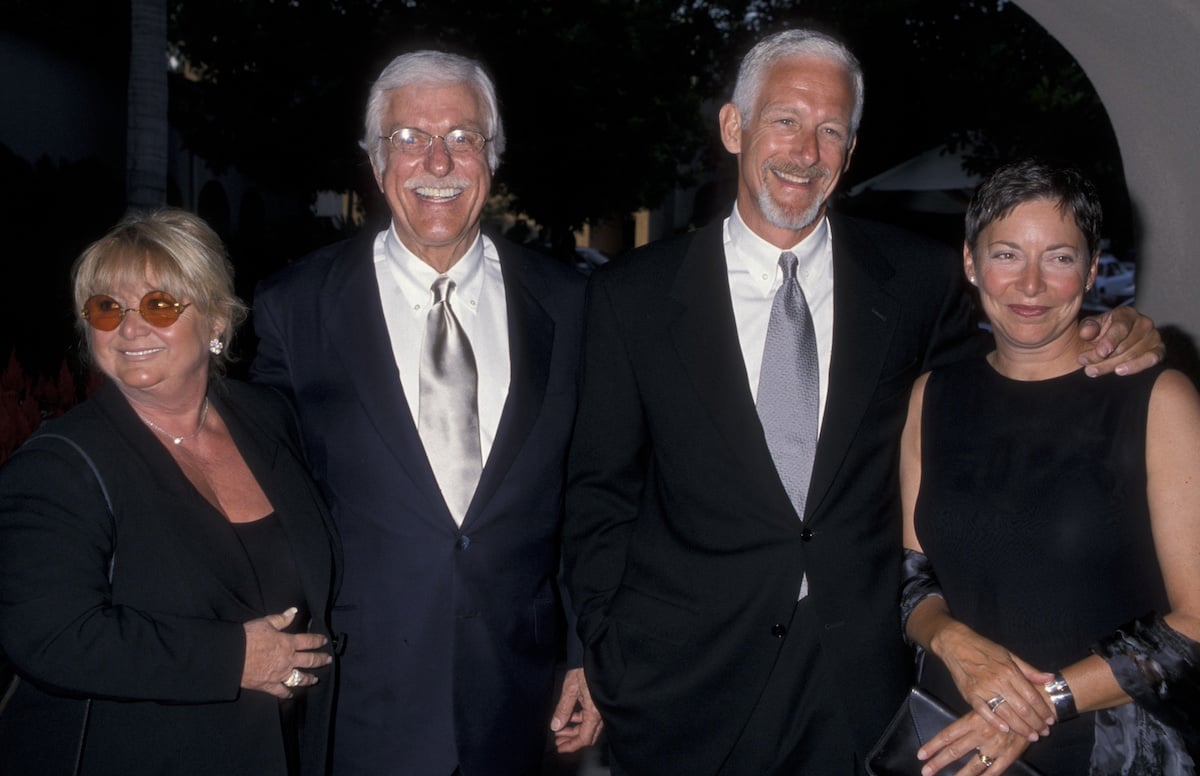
[380, 127, 490, 156]
[82, 291, 191, 331]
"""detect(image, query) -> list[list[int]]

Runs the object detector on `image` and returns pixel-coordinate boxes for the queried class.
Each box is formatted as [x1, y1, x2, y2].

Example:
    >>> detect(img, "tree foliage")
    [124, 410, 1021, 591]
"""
[5, 0, 1128, 244]
[165, 0, 1127, 243]
[168, 0, 727, 237]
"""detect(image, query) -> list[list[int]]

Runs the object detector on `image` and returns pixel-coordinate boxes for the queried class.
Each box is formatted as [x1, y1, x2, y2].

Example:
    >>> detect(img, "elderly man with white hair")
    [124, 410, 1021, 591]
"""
[253, 49, 599, 775]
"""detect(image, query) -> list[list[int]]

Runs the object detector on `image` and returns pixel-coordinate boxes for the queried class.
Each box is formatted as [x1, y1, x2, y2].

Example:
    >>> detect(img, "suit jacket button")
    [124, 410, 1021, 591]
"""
[800, 527, 814, 541]
[456, 535, 471, 550]
[772, 624, 787, 638]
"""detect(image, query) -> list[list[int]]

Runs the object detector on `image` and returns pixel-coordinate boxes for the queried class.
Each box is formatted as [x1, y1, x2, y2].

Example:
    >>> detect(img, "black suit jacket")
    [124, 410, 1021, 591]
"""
[252, 233, 586, 775]
[0, 379, 339, 776]
[564, 213, 982, 774]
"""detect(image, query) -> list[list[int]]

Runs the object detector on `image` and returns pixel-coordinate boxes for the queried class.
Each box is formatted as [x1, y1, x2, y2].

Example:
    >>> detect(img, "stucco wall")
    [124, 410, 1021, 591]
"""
[1018, 0, 1200, 347]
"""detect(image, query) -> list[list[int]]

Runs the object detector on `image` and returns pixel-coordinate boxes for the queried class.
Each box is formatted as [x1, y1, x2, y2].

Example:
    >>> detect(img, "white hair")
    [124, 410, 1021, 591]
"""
[731, 29, 864, 145]
[360, 50, 505, 174]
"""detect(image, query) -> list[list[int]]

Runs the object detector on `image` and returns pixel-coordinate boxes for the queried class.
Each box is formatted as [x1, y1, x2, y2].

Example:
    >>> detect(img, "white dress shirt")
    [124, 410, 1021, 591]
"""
[373, 226, 510, 465]
[724, 203, 835, 431]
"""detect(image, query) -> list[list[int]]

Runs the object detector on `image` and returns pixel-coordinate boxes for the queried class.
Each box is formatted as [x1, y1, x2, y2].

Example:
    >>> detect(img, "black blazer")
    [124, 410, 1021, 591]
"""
[564, 214, 983, 774]
[251, 233, 586, 775]
[0, 379, 340, 776]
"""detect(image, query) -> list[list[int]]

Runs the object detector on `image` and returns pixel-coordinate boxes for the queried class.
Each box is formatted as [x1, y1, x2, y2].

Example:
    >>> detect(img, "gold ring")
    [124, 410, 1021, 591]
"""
[282, 668, 303, 688]
[977, 751, 995, 768]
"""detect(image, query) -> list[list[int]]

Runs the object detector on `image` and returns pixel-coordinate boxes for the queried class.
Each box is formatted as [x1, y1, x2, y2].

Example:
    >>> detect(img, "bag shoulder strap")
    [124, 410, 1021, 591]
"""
[21, 432, 116, 579]
[12, 431, 115, 775]
[24, 432, 115, 512]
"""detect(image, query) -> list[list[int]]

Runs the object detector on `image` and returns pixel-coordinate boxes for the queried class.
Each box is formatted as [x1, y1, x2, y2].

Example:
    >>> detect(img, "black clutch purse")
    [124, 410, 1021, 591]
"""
[867, 687, 1042, 776]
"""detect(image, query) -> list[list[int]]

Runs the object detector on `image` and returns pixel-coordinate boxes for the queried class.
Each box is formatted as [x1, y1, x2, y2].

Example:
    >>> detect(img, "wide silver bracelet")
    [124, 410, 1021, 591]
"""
[1044, 672, 1079, 722]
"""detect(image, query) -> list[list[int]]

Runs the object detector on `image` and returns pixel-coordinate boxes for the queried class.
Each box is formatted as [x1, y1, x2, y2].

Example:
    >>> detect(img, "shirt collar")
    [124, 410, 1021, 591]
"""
[381, 226, 486, 314]
[726, 202, 832, 286]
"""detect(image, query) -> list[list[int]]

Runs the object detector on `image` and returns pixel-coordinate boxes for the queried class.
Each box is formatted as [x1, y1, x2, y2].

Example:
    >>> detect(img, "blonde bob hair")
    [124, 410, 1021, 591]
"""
[71, 209, 247, 375]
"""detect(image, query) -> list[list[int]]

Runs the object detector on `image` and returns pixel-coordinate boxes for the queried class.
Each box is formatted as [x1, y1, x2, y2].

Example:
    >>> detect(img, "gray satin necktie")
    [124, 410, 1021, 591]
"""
[756, 251, 820, 520]
[418, 276, 482, 525]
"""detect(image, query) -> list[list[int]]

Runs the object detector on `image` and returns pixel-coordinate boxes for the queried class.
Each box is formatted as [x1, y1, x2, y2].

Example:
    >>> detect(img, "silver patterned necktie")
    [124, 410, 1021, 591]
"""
[418, 276, 482, 525]
[756, 251, 820, 521]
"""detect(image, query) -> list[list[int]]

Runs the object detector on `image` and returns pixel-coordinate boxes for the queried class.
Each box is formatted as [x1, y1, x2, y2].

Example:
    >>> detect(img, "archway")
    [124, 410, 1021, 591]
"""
[1017, 0, 1200, 358]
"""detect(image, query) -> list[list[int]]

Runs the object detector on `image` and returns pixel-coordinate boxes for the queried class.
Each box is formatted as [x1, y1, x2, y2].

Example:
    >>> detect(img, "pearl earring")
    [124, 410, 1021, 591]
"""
[209, 338, 224, 355]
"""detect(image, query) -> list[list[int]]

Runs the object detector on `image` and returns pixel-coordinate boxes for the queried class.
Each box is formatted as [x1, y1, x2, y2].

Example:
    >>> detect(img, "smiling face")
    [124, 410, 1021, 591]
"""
[88, 273, 216, 406]
[966, 198, 1099, 370]
[720, 54, 857, 248]
[372, 81, 492, 273]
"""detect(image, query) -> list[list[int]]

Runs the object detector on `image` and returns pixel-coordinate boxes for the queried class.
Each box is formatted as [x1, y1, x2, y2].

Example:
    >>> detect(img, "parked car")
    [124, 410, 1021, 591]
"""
[1088, 253, 1135, 305]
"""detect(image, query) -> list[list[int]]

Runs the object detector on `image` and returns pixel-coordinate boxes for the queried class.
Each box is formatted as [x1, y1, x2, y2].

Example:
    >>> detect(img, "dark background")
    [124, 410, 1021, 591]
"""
[0, 0, 1132, 457]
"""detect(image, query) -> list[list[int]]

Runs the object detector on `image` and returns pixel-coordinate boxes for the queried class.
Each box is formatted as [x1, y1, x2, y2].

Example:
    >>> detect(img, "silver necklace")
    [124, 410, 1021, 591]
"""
[140, 397, 210, 445]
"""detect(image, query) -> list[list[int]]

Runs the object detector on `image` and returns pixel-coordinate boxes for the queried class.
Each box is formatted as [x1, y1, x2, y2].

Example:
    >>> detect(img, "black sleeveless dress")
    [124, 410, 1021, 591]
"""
[915, 358, 1168, 774]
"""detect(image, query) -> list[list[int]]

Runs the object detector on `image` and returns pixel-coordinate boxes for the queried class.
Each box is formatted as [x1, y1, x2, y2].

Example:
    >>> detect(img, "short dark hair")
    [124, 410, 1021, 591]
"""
[965, 158, 1103, 257]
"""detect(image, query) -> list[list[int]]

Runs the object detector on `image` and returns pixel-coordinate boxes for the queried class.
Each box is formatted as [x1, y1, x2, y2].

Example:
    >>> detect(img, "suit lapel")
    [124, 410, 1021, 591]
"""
[666, 223, 787, 504]
[319, 238, 448, 515]
[805, 214, 900, 519]
[93, 383, 264, 614]
[464, 245, 553, 527]
[666, 217, 902, 524]
[217, 387, 334, 625]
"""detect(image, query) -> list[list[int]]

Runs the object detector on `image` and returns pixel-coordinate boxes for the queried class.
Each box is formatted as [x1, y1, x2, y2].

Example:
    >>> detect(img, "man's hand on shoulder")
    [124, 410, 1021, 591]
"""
[1078, 305, 1164, 377]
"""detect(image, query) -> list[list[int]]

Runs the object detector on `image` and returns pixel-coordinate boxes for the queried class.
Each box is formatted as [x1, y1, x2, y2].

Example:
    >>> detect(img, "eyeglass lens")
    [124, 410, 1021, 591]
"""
[388, 128, 486, 154]
[82, 291, 190, 331]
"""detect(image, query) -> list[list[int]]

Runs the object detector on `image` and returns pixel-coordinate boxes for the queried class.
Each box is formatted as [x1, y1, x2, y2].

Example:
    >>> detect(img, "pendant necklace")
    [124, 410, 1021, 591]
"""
[140, 397, 210, 445]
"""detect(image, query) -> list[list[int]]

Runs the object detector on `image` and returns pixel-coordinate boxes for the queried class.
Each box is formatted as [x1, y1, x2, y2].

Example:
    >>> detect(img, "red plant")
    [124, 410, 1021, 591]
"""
[0, 350, 87, 465]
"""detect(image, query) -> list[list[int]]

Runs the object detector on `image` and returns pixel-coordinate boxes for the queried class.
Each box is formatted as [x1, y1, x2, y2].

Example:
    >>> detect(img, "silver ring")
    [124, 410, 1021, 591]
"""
[986, 694, 1006, 711]
[282, 668, 303, 688]
[977, 751, 995, 768]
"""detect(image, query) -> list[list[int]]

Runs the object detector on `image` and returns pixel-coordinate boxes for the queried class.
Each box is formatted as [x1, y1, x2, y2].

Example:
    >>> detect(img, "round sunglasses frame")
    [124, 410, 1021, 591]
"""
[82, 291, 192, 331]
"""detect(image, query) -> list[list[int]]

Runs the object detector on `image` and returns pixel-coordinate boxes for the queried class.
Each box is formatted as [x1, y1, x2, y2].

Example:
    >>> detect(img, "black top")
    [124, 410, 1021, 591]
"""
[232, 512, 310, 629]
[916, 358, 1168, 774]
[232, 512, 309, 776]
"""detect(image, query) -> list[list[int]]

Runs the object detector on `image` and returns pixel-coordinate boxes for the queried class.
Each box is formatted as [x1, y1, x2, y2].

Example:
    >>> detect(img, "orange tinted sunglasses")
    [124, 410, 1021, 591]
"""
[82, 291, 191, 331]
